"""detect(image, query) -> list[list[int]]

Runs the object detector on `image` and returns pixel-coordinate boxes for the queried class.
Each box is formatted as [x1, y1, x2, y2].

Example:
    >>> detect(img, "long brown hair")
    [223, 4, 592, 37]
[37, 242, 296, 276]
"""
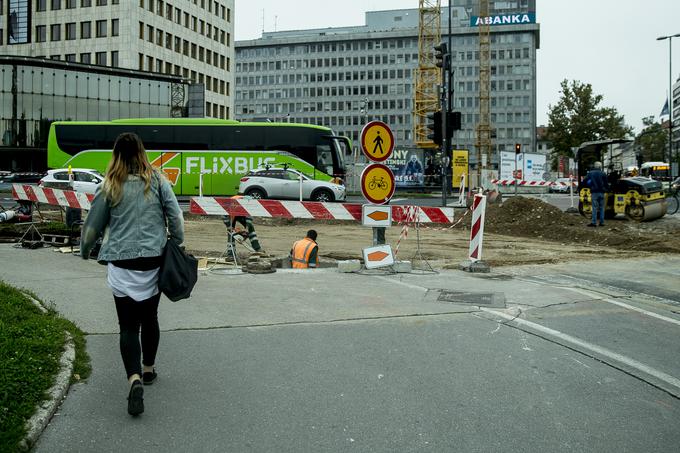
[103, 133, 155, 206]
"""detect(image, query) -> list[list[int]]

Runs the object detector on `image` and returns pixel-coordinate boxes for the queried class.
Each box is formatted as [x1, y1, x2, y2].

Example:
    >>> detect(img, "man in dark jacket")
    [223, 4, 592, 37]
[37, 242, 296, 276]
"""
[586, 161, 609, 227]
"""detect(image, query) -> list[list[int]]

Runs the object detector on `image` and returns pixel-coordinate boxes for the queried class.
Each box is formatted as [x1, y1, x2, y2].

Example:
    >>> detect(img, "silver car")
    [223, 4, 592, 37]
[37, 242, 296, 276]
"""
[40, 168, 103, 194]
[238, 168, 346, 202]
[549, 177, 574, 193]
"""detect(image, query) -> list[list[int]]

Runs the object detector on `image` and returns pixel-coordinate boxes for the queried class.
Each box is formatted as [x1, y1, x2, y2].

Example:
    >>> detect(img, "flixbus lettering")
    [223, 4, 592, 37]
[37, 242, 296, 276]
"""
[185, 156, 276, 175]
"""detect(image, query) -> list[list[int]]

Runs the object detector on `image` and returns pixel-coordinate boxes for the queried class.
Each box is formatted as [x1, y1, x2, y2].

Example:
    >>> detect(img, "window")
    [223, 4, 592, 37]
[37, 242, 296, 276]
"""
[36, 25, 47, 42]
[81, 0, 91, 5]
[80, 53, 91, 64]
[139, 21, 143, 39]
[96, 20, 106, 37]
[65, 54, 76, 62]
[51, 0, 61, 10]
[96, 51, 106, 65]
[111, 51, 119, 67]
[81, 21, 91, 38]
[65, 22, 76, 40]
[147, 25, 153, 42]
[66, 0, 76, 8]
[96, 0, 107, 4]
[50, 24, 61, 41]
[37, 0, 47, 11]
[111, 19, 118, 36]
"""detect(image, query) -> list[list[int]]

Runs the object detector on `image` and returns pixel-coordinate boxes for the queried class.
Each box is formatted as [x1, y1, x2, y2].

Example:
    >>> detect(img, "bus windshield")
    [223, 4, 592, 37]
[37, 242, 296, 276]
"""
[48, 119, 349, 196]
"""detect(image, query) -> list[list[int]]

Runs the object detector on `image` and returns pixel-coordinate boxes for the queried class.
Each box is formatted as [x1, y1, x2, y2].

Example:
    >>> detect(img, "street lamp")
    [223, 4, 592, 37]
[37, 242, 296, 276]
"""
[657, 33, 680, 166]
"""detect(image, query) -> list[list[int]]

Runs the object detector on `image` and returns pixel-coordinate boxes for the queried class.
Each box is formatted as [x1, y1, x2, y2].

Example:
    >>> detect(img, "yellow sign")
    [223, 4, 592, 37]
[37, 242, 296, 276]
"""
[452, 150, 469, 190]
[361, 163, 395, 205]
[360, 121, 394, 162]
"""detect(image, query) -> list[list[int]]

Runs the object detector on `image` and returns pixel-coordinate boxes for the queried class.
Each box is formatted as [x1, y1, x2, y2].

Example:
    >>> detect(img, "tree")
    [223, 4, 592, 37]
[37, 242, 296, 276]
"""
[546, 80, 633, 170]
[635, 116, 667, 163]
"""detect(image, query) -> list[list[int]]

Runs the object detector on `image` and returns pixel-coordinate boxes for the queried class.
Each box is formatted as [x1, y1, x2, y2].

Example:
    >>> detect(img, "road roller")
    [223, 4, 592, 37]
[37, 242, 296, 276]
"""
[576, 139, 667, 222]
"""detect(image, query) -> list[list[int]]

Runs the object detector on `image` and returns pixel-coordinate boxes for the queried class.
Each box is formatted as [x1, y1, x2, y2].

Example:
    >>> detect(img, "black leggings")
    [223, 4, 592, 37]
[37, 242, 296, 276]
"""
[114, 292, 161, 379]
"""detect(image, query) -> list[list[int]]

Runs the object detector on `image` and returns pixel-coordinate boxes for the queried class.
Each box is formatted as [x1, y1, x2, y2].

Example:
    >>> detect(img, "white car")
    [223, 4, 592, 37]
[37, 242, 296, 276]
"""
[40, 168, 104, 194]
[549, 178, 574, 193]
[238, 168, 346, 202]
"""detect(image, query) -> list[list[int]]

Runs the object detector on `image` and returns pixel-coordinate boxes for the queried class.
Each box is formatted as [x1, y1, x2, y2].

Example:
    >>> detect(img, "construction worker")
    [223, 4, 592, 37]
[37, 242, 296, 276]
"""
[222, 195, 262, 252]
[290, 229, 319, 269]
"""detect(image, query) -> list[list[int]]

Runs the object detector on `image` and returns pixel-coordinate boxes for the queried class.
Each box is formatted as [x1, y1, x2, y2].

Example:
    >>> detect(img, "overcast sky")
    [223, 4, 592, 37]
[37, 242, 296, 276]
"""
[234, 0, 680, 133]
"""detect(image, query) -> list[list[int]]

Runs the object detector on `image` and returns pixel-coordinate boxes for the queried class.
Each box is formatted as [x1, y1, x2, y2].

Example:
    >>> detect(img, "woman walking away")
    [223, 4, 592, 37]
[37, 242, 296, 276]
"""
[80, 132, 184, 416]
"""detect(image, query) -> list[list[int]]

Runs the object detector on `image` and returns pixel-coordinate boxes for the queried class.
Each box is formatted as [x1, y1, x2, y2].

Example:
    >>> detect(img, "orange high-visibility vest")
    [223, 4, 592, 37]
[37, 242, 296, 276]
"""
[291, 237, 318, 269]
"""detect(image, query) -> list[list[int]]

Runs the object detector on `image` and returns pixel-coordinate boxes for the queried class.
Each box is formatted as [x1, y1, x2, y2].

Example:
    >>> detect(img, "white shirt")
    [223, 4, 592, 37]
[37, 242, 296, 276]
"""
[107, 264, 160, 302]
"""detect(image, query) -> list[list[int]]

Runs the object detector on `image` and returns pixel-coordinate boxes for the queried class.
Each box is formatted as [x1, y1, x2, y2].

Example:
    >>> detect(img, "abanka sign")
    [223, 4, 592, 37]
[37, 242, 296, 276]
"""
[470, 12, 536, 27]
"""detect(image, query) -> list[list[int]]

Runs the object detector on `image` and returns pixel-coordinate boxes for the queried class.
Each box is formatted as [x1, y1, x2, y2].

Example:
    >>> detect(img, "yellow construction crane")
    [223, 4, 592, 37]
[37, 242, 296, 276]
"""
[414, 0, 442, 149]
[475, 0, 492, 185]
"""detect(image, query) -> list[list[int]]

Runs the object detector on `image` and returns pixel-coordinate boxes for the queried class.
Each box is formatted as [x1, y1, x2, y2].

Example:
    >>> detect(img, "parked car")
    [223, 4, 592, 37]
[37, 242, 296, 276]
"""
[238, 168, 346, 202]
[549, 177, 573, 193]
[40, 168, 103, 194]
[0, 172, 45, 191]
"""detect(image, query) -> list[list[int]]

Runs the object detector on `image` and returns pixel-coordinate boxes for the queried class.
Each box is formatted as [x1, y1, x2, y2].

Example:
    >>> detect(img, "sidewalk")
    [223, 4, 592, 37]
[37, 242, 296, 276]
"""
[2, 244, 675, 453]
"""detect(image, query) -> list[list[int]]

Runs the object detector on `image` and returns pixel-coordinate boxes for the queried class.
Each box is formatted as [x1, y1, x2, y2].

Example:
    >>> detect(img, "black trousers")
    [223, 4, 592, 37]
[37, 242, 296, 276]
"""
[114, 292, 161, 378]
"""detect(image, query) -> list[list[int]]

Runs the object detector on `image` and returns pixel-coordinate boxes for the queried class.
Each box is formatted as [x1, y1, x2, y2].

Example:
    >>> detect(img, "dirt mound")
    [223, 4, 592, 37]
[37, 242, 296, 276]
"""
[480, 196, 680, 254]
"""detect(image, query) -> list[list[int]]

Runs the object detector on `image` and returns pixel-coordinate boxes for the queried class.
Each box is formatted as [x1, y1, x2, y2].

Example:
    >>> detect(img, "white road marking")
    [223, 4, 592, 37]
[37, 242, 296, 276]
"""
[566, 287, 680, 327]
[482, 307, 680, 392]
[376, 276, 428, 292]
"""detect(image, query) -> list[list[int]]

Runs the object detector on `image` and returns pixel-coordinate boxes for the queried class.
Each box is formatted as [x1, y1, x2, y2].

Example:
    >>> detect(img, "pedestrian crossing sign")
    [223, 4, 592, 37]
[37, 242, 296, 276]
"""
[360, 121, 394, 162]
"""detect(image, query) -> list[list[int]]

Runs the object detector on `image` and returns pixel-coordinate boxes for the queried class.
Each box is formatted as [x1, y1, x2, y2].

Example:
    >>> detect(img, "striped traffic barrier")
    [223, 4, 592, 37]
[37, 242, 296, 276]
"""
[12, 184, 94, 210]
[468, 193, 487, 262]
[190, 197, 455, 224]
[491, 179, 577, 187]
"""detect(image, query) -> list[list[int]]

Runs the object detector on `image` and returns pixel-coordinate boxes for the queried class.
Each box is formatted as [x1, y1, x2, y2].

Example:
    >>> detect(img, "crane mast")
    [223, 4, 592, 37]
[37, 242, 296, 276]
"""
[414, 0, 442, 149]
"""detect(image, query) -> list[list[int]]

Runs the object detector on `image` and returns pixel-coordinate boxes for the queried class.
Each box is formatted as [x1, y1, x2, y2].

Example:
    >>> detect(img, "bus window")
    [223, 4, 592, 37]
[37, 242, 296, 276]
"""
[316, 146, 333, 175]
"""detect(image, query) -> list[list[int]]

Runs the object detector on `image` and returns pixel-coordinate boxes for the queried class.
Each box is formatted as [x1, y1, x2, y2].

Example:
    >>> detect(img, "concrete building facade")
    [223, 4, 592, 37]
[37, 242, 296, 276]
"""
[1, 0, 234, 118]
[234, 2, 539, 168]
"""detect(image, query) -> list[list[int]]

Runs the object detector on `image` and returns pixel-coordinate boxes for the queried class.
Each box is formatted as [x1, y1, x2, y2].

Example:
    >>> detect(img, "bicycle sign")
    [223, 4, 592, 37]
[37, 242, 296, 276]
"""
[361, 163, 395, 204]
[360, 121, 395, 162]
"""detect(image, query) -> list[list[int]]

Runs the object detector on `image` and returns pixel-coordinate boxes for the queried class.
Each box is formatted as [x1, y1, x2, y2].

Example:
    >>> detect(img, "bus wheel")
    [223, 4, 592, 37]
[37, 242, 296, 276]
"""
[245, 188, 265, 199]
[312, 189, 334, 202]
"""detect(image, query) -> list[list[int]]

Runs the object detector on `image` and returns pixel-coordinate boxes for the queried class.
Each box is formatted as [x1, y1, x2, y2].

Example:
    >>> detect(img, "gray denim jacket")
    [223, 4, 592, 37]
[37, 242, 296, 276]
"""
[80, 172, 184, 262]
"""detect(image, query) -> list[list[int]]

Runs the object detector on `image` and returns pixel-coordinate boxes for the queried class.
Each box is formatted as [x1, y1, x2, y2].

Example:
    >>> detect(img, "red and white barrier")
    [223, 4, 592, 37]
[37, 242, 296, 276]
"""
[190, 197, 455, 224]
[468, 194, 487, 261]
[492, 179, 577, 187]
[12, 184, 94, 210]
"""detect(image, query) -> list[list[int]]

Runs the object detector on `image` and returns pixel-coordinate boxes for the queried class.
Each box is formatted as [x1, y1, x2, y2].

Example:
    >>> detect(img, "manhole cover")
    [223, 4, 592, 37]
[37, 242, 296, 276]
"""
[436, 290, 505, 308]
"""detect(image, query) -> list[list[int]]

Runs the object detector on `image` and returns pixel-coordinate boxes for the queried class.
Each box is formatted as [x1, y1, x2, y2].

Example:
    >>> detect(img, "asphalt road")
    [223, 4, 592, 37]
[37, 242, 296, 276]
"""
[1, 245, 679, 452]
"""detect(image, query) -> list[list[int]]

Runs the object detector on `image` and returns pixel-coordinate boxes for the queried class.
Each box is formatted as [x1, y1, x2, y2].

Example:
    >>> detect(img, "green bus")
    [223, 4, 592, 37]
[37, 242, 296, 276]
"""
[47, 118, 350, 196]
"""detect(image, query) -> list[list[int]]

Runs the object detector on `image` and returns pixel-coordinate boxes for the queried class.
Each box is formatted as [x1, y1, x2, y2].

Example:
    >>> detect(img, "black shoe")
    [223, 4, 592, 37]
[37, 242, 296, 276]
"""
[599, 223, 605, 227]
[587, 223, 596, 227]
[142, 370, 157, 385]
[127, 379, 144, 416]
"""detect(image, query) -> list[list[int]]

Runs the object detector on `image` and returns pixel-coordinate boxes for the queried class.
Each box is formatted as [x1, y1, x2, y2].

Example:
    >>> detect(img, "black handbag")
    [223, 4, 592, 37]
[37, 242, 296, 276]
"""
[159, 239, 198, 302]
[157, 177, 198, 301]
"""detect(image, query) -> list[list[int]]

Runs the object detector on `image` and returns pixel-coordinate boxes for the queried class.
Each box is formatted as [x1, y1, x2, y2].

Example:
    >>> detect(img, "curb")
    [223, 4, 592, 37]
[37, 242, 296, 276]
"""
[18, 293, 76, 452]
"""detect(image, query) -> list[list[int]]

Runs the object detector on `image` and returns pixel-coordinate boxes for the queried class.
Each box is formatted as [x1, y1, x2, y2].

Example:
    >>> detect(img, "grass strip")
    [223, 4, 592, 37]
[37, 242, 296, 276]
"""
[0, 281, 90, 452]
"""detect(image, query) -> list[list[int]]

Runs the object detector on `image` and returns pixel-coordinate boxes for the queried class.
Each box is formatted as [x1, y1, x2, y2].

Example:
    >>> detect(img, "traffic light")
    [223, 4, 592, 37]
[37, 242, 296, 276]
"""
[434, 42, 449, 70]
[448, 111, 462, 133]
[427, 110, 443, 146]
[515, 143, 521, 154]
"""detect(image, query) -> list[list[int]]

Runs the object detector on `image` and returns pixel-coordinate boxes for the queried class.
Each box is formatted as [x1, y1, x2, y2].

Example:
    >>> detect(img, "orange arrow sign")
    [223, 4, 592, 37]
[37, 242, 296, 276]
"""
[367, 210, 389, 221]
[367, 251, 389, 261]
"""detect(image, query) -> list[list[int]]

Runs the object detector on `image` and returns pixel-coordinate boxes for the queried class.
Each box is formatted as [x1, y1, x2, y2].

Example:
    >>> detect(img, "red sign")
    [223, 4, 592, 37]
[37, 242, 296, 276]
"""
[361, 163, 396, 204]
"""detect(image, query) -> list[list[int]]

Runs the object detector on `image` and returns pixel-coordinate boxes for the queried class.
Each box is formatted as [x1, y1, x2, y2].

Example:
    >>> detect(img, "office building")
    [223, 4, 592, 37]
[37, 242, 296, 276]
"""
[234, 2, 539, 168]
[0, 56, 195, 171]
[1, 0, 234, 118]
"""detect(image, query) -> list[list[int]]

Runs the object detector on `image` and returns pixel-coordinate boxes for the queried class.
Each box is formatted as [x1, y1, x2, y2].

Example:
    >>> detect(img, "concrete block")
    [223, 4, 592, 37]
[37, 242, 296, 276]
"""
[459, 259, 491, 273]
[392, 260, 412, 273]
[338, 260, 362, 273]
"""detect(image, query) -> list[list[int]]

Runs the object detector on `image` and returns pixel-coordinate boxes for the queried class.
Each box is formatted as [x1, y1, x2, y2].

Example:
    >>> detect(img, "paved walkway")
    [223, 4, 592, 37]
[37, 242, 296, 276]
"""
[2, 245, 679, 453]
